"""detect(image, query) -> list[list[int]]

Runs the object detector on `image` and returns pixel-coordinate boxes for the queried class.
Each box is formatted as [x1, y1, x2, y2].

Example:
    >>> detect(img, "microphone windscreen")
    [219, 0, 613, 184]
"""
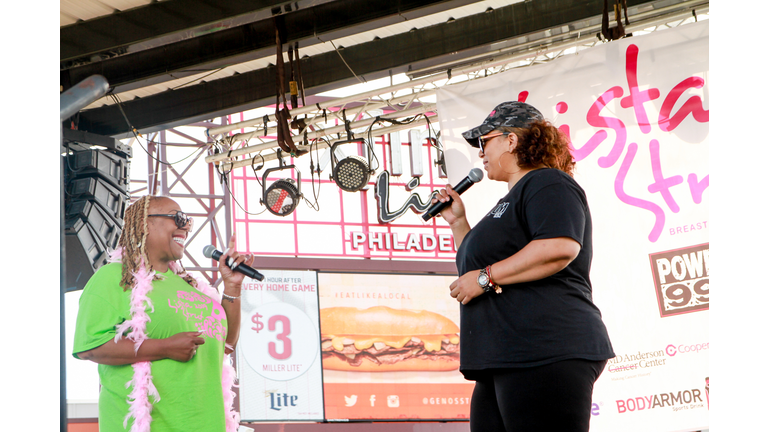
[468, 168, 484, 183]
[203, 245, 217, 259]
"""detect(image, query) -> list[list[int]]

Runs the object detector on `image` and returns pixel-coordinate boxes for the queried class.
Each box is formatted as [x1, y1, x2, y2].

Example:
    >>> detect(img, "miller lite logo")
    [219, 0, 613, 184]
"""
[649, 243, 709, 317]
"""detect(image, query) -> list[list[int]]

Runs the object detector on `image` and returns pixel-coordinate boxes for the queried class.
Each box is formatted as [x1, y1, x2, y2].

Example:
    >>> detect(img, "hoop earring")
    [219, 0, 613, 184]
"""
[498, 151, 521, 175]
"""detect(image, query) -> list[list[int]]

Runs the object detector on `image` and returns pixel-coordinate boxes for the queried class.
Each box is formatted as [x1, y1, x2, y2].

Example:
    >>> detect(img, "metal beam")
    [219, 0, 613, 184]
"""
[72, 0, 693, 137]
[61, 0, 319, 62]
[215, 114, 438, 172]
[124, 123, 233, 287]
[60, 0, 480, 93]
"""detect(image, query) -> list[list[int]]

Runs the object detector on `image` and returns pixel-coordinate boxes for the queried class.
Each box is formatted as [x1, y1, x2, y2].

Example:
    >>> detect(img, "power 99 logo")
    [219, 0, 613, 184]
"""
[649, 243, 709, 317]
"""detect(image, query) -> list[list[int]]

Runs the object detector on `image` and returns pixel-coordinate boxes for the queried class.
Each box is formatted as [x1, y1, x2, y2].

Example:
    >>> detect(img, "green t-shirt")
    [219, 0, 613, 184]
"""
[73, 262, 228, 432]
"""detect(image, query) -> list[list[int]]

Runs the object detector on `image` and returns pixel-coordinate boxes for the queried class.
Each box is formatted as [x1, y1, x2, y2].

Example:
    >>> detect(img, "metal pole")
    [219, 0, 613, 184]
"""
[60, 75, 109, 122]
[60, 75, 110, 431]
[205, 103, 437, 164]
[60, 126, 67, 432]
[217, 115, 436, 171]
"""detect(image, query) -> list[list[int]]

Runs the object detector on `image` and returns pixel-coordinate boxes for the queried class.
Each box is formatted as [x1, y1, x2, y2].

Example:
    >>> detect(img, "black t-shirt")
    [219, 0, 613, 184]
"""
[455, 168, 614, 379]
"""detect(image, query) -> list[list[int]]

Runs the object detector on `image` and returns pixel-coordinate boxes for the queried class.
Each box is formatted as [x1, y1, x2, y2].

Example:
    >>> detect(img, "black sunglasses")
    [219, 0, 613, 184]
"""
[148, 210, 193, 229]
[478, 132, 511, 153]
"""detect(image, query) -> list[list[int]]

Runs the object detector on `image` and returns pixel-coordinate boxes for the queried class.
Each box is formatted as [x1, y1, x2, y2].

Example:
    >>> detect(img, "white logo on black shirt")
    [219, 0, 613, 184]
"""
[488, 202, 509, 218]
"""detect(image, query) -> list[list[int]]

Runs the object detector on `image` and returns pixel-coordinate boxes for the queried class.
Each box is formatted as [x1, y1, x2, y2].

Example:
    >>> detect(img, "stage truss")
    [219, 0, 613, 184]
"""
[122, 5, 708, 287]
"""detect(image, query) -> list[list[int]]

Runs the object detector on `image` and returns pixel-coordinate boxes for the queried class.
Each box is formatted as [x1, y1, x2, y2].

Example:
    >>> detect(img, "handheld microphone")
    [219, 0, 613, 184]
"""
[203, 245, 265, 281]
[422, 168, 484, 221]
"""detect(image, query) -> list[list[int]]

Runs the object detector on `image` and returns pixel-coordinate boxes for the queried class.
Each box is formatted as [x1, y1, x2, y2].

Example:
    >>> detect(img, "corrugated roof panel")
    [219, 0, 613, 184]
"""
[326, 0, 524, 50]
[130, 87, 162, 99]
[60, 0, 153, 25]
[371, 28, 398, 38]
[98, 0, 153, 12]
[229, 63, 253, 75]
[60, 0, 116, 23]
[230, 59, 273, 74]
[60, 12, 79, 26]
[298, 44, 333, 58]
[80, 0, 528, 110]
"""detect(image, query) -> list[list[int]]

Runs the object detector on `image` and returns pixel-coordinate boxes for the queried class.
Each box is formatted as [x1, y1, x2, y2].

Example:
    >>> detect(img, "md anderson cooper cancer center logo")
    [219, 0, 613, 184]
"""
[607, 342, 708, 379]
[649, 243, 709, 317]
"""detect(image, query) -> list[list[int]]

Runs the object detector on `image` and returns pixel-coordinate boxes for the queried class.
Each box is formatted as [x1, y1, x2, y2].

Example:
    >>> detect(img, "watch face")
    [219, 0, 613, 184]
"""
[478, 273, 489, 286]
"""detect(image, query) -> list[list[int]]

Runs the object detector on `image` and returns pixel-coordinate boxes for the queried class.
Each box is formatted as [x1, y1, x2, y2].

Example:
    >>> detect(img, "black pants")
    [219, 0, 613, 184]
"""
[469, 359, 607, 432]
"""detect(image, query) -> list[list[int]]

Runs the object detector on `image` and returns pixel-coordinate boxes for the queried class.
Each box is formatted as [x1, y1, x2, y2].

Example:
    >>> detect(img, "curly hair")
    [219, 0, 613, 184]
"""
[117, 195, 198, 291]
[502, 120, 574, 177]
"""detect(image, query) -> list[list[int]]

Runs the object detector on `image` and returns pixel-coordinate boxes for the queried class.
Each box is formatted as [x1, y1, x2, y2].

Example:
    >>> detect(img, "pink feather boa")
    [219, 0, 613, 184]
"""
[110, 249, 240, 432]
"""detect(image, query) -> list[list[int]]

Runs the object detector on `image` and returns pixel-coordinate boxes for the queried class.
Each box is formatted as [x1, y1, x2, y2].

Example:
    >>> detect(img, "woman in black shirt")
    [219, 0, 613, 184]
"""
[432, 101, 614, 432]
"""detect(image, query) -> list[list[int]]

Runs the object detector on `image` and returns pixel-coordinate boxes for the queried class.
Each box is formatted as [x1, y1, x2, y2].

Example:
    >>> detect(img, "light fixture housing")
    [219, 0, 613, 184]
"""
[264, 178, 300, 216]
[260, 157, 302, 217]
[333, 155, 370, 192]
[329, 138, 373, 192]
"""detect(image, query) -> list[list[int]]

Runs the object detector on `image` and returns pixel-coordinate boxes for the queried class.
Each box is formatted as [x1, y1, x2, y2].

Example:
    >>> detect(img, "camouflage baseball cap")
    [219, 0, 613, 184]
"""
[461, 101, 544, 148]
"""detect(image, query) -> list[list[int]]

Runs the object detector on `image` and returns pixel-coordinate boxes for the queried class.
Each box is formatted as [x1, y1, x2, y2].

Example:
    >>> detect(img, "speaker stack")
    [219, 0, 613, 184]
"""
[63, 130, 132, 291]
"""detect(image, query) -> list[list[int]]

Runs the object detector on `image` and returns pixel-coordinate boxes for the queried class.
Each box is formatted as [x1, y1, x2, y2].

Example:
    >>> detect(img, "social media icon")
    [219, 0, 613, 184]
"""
[387, 395, 400, 408]
[344, 395, 357, 407]
[370, 395, 376, 406]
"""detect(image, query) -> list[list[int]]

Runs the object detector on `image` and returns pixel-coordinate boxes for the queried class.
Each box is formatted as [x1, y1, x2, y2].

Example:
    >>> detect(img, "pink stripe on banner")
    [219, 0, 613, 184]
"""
[614, 143, 665, 243]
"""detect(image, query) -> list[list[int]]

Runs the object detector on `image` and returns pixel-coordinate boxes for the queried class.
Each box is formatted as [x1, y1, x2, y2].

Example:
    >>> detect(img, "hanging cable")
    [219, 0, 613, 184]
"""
[170, 67, 226, 90]
[329, 39, 366, 84]
[424, 114, 443, 151]
[251, 153, 266, 189]
[303, 136, 327, 212]
[109, 93, 203, 166]
[214, 154, 268, 216]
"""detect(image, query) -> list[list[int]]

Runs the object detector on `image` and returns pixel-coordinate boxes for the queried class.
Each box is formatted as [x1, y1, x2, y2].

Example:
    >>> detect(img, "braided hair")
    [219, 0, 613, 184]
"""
[117, 195, 199, 291]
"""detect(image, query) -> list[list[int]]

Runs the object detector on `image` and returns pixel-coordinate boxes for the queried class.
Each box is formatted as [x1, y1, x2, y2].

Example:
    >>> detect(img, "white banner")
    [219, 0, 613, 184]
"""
[437, 21, 709, 432]
[237, 270, 324, 421]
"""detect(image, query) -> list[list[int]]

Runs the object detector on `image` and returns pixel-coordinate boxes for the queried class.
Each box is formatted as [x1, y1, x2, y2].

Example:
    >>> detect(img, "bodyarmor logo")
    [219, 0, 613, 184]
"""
[488, 202, 509, 218]
[616, 388, 704, 413]
[649, 243, 709, 317]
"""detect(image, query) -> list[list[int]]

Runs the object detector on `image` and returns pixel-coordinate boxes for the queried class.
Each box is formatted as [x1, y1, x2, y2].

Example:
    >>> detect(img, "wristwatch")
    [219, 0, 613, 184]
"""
[477, 268, 495, 293]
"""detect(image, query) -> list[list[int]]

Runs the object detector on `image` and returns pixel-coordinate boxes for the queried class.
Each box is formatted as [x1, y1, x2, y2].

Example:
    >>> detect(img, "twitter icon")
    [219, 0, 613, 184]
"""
[344, 395, 358, 407]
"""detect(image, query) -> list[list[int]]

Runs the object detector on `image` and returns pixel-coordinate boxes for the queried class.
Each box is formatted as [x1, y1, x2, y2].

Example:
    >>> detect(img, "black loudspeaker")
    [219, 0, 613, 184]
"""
[63, 136, 131, 292]
[68, 148, 130, 191]
[67, 176, 128, 223]
[64, 218, 111, 291]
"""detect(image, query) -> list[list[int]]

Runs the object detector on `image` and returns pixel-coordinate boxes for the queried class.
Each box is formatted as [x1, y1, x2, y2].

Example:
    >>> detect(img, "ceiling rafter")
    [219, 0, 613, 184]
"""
[64, 0, 707, 141]
[60, 0, 479, 91]
[61, 0, 312, 61]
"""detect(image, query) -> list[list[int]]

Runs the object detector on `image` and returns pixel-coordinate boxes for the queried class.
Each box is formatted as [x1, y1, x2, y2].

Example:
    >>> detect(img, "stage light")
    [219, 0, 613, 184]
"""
[259, 153, 303, 217]
[264, 178, 300, 216]
[330, 138, 373, 192]
[333, 155, 370, 192]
